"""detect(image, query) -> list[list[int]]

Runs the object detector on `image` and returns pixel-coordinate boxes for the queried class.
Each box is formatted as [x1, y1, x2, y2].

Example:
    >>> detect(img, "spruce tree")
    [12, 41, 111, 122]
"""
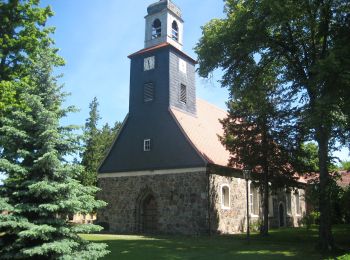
[0, 26, 109, 260]
[80, 98, 121, 187]
[80, 97, 101, 187]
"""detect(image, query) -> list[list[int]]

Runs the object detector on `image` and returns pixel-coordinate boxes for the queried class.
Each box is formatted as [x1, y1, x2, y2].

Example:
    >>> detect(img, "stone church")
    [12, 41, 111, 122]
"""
[97, 0, 306, 235]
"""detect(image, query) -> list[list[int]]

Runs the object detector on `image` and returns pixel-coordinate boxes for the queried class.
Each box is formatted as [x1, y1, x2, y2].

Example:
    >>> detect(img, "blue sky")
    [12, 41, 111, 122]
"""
[0, 0, 348, 184]
[41, 0, 349, 163]
[42, 0, 228, 126]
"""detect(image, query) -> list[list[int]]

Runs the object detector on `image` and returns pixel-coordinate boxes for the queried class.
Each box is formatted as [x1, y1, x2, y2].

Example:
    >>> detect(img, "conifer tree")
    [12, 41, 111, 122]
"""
[80, 98, 121, 187]
[0, 1, 109, 258]
[0, 47, 109, 260]
[80, 97, 101, 187]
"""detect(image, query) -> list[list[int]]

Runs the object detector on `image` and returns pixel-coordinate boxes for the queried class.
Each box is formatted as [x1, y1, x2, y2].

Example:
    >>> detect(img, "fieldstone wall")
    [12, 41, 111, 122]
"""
[209, 173, 307, 234]
[209, 174, 247, 234]
[97, 170, 209, 235]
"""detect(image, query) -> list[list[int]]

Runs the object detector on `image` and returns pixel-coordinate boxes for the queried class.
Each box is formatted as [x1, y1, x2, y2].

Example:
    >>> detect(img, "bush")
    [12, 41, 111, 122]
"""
[301, 211, 320, 229]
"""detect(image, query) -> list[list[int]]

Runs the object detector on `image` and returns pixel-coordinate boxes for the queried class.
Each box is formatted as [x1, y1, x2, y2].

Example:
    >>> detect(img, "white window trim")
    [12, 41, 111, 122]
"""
[249, 181, 259, 217]
[295, 189, 301, 216]
[268, 193, 274, 217]
[220, 184, 230, 210]
[143, 139, 151, 152]
[286, 191, 292, 216]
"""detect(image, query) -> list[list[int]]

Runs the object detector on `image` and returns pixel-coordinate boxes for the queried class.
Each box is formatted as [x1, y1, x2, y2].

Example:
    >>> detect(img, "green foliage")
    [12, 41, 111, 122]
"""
[219, 64, 299, 235]
[301, 211, 320, 230]
[341, 186, 350, 223]
[0, 0, 60, 115]
[340, 161, 350, 171]
[297, 143, 320, 173]
[79, 97, 121, 186]
[306, 176, 347, 224]
[195, 0, 350, 251]
[0, 1, 109, 258]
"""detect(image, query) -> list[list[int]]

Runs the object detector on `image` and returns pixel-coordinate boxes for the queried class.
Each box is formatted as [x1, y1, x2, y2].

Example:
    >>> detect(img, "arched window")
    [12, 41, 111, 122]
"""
[172, 20, 179, 41]
[152, 19, 161, 39]
[221, 185, 230, 209]
[286, 190, 292, 214]
[249, 183, 259, 215]
[294, 189, 301, 215]
[268, 193, 274, 216]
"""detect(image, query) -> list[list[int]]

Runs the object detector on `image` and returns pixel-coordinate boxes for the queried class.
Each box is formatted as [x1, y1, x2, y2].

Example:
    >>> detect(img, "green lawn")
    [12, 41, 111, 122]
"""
[82, 225, 350, 260]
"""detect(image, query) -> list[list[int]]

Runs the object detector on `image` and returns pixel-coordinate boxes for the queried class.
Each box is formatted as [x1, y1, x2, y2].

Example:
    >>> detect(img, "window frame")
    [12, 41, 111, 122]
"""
[171, 20, 179, 41]
[143, 139, 151, 152]
[221, 184, 230, 210]
[152, 19, 162, 39]
[294, 189, 301, 216]
[249, 182, 259, 217]
[268, 193, 274, 217]
[286, 190, 292, 215]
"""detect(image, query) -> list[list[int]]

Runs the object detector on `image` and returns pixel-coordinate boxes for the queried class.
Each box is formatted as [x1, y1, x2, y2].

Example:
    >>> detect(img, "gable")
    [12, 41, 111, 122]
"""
[98, 109, 207, 174]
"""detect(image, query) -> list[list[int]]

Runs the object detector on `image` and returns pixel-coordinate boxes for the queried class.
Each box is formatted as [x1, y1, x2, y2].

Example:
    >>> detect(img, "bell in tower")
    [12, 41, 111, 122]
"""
[144, 0, 184, 50]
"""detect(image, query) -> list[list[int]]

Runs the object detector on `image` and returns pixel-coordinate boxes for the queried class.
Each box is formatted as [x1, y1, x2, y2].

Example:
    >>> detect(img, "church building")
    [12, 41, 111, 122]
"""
[97, 0, 306, 234]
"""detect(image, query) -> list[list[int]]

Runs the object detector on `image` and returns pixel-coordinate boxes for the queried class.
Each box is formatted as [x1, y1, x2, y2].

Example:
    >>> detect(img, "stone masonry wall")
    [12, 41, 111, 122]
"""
[97, 170, 208, 235]
[209, 174, 247, 234]
[209, 173, 307, 234]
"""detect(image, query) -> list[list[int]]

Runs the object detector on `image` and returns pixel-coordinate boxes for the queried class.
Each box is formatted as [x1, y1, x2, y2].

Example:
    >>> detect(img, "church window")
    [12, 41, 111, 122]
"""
[221, 185, 230, 209]
[172, 20, 178, 41]
[286, 191, 291, 214]
[144, 139, 151, 151]
[249, 183, 259, 216]
[295, 189, 301, 215]
[180, 84, 186, 103]
[268, 193, 274, 216]
[144, 82, 154, 102]
[152, 19, 161, 39]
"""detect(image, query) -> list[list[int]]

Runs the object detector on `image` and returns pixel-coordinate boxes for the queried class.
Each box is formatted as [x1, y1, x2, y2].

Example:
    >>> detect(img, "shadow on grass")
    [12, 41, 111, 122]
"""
[83, 225, 350, 260]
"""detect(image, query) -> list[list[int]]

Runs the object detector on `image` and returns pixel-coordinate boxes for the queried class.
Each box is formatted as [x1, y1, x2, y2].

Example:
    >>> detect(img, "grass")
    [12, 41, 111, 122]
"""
[82, 224, 350, 259]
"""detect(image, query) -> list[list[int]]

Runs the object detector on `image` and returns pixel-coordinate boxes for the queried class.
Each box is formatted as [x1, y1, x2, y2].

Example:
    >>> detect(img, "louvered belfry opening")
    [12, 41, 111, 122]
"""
[144, 82, 154, 102]
[180, 84, 186, 103]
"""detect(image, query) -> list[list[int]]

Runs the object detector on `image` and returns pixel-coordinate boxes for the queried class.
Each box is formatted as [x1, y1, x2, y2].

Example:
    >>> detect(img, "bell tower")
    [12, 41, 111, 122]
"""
[144, 0, 184, 50]
[99, 0, 204, 175]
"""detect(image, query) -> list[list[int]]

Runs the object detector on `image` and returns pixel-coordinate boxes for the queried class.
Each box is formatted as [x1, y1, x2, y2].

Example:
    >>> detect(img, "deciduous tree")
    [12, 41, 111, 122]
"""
[195, 0, 350, 251]
[220, 65, 298, 235]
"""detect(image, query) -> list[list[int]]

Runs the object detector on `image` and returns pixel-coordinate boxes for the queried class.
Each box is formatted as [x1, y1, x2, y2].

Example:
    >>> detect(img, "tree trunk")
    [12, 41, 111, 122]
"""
[316, 129, 335, 252]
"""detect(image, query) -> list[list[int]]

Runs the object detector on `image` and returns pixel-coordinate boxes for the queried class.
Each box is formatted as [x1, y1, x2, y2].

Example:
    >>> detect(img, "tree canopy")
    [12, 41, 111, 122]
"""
[80, 97, 121, 187]
[0, 0, 56, 115]
[196, 0, 350, 251]
[0, 1, 109, 258]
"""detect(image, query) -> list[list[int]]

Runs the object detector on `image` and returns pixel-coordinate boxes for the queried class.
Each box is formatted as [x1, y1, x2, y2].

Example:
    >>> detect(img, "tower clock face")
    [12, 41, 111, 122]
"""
[144, 56, 155, 71]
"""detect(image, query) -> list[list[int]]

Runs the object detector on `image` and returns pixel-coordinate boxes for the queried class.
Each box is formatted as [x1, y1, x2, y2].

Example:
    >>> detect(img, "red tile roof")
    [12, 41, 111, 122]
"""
[128, 42, 197, 64]
[300, 171, 350, 188]
[338, 171, 350, 188]
[170, 99, 231, 167]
